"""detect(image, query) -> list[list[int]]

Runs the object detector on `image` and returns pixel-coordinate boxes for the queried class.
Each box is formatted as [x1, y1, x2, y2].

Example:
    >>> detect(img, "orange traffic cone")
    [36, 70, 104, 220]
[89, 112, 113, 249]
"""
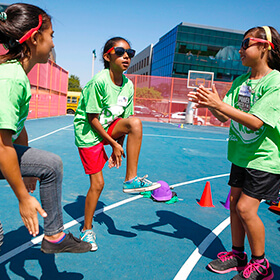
[269, 201, 280, 213]
[197, 181, 215, 207]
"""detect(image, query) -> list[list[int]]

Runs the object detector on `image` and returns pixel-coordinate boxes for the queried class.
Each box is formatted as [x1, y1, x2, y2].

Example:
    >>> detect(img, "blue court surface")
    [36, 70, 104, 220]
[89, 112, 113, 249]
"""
[0, 116, 279, 280]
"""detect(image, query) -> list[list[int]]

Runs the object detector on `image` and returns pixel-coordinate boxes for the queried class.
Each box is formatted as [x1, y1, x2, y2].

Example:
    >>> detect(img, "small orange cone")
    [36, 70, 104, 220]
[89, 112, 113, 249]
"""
[197, 181, 215, 207]
[269, 201, 280, 213]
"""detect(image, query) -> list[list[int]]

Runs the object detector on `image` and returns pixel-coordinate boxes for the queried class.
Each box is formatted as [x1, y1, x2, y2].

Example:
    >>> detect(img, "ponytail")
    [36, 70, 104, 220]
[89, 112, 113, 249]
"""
[0, 3, 51, 64]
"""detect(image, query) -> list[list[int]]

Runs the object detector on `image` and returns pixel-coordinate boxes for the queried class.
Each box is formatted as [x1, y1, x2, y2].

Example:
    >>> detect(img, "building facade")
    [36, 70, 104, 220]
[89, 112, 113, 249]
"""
[127, 44, 153, 75]
[151, 22, 248, 81]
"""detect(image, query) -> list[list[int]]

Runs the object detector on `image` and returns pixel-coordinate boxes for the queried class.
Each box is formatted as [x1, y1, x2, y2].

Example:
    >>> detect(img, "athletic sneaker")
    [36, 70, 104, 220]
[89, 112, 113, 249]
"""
[80, 229, 98, 251]
[123, 175, 161, 193]
[41, 232, 92, 254]
[232, 259, 274, 280]
[208, 251, 248, 274]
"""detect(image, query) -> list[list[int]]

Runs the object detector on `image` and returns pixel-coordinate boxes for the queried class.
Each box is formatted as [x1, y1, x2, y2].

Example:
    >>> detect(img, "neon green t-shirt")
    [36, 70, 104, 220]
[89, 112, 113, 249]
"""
[223, 70, 280, 174]
[0, 60, 31, 141]
[74, 69, 134, 147]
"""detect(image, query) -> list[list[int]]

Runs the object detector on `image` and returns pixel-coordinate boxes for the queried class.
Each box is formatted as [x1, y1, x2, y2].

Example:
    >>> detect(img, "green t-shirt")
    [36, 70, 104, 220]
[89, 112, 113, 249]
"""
[224, 70, 280, 174]
[74, 69, 134, 147]
[0, 60, 31, 141]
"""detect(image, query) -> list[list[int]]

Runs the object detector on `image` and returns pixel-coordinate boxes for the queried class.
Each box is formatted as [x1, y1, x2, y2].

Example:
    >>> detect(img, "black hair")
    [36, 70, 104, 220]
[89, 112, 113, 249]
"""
[0, 3, 51, 64]
[102, 36, 131, 69]
[244, 26, 280, 71]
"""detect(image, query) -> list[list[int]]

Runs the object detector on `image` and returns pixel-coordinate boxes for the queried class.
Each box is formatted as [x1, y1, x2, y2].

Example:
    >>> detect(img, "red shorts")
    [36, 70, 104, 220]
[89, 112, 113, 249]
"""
[78, 118, 121, 175]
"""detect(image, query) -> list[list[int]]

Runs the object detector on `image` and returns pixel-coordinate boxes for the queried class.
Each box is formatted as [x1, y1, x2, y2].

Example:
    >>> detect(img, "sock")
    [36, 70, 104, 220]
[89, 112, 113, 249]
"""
[125, 176, 137, 183]
[232, 246, 245, 256]
[48, 233, 66, 243]
[252, 254, 266, 265]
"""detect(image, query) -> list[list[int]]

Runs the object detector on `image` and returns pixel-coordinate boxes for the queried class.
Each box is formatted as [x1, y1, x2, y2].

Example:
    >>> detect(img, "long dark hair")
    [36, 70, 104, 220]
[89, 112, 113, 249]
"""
[244, 26, 280, 71]
[0, 3, 51, 64]
[102, 37, 131, 69]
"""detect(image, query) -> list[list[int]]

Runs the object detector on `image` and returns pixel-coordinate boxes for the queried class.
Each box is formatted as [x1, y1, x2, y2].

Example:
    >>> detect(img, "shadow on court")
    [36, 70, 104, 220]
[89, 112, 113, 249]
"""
[0, 226, 83, 280]
[64, 195, 137, 238]
[131, 210, 226, 260]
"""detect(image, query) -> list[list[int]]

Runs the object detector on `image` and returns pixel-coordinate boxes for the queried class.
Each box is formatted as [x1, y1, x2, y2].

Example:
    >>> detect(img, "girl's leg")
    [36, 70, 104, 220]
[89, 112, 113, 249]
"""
[11, 145, 64, 236]
[230, 187, 246, 248]
[83, 171, 104, 230]
[236, 192, 264, 256]
[110, 117, 142, 181]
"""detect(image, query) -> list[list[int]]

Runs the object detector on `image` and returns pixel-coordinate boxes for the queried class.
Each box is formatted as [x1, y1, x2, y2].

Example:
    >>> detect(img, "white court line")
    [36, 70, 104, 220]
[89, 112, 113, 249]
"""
[173, 217, 231, 280]
[144, 134, 227, 142]
[0, 174, 229, 265]
[28, 124, 73, 143]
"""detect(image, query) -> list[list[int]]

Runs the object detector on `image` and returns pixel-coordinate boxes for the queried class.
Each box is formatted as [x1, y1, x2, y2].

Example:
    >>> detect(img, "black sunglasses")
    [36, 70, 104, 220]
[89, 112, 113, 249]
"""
[106, 47, 136, 58]
[241, 37, 275, 50]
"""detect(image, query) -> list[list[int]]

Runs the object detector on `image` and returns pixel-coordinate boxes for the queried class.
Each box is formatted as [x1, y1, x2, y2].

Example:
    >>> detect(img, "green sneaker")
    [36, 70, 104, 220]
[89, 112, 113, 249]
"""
[123, 175, 161, 193]
[80, 229, 98, 251]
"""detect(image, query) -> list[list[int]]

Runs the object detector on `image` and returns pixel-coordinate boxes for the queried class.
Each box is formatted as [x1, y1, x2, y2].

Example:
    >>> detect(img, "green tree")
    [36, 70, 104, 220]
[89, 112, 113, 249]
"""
[68, 74, 82, 91]
[136, 87, 163, 107]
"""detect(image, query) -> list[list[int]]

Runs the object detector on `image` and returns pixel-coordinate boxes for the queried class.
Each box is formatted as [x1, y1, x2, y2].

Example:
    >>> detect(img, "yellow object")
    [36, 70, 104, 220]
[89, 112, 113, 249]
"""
[66, 91, 81, 114]
[262, 26, 272, 50]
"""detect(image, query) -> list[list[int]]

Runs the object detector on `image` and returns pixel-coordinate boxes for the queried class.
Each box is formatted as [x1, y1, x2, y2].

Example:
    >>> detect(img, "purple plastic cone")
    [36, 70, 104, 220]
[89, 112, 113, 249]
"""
[223, 190, 231, 210]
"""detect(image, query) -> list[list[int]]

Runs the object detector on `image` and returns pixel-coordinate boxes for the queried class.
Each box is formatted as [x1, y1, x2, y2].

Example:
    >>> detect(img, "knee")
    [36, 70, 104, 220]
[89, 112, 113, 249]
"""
[127, 117, 142, 132]
[90, 178, 104, 194]
[236, 201, 250, 221]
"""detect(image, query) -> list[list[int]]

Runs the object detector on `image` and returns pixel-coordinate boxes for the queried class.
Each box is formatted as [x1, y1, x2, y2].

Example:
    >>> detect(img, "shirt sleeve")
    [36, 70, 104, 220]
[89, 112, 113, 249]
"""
[250, 86, 280, 128]
[0, 79, 23, 133]
[122, 82, 134, 118]
[83, 80, 104, 114]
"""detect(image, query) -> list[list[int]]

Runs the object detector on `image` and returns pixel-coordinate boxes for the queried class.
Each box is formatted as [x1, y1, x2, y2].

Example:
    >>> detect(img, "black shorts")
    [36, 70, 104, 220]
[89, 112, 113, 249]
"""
[228, 164, 280, 200]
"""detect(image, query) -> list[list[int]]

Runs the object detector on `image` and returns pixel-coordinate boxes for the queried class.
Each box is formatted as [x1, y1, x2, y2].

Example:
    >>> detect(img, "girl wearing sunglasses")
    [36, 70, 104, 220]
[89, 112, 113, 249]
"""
[189, 26, 280, 280]
[74, 37, 160, 250]
[0, 3, 92, 253]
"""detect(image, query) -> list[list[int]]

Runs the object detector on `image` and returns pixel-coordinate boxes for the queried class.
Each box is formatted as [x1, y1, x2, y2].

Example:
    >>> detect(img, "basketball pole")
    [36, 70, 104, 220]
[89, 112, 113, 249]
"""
[92, 49, 96, 78]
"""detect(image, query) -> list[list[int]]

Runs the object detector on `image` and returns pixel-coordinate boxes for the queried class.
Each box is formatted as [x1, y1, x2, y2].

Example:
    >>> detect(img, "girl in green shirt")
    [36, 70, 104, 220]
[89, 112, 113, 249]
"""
[190, 26, 280, 280]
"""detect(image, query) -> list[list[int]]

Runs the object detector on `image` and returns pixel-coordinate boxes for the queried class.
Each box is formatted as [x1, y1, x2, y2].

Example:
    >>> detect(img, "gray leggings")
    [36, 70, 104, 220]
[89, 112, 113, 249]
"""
[0, 145, 64, 235]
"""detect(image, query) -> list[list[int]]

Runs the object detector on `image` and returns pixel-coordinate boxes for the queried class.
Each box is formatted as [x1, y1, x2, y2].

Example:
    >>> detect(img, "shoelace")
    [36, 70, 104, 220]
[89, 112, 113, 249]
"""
[242, 261, 268, 279]
[137, 175, 152, 186]
[83, 231, 96, 241]
[217, 251, 235, 262]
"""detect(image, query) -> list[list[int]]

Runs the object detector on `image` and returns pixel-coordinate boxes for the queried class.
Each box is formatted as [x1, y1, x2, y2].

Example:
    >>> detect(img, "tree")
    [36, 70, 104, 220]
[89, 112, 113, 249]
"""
[136, 87, 163, 107]
[68, 74, 82, 91]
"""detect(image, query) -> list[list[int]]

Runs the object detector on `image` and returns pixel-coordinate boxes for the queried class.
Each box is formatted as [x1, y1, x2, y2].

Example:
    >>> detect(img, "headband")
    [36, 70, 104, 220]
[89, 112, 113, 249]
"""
[0, 12, 7, 22]
[262, 26, 273, 50]
[17, 14, 43, 44]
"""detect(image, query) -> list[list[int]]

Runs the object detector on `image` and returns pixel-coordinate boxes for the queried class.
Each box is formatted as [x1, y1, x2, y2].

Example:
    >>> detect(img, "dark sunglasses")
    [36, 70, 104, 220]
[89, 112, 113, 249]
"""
[241, 37, 275, 50]
[106, 47, 136, 58]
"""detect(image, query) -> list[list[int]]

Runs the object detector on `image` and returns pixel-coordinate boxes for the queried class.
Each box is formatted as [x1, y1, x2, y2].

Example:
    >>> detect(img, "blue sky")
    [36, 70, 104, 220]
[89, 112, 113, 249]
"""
[2, 0, 280, 87]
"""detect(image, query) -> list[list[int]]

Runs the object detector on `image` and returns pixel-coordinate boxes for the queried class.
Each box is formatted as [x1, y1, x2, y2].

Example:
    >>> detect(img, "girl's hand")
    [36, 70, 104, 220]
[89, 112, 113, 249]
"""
[19, 195, 47, 236]
[23, 177, 39, 193]
[109, 142, 125, 169]
[194, 84, 222, 110]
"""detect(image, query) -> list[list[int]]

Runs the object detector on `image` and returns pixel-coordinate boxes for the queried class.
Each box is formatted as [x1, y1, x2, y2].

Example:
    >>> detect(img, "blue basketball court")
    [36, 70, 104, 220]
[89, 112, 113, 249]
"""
[0, 116, 279, 279]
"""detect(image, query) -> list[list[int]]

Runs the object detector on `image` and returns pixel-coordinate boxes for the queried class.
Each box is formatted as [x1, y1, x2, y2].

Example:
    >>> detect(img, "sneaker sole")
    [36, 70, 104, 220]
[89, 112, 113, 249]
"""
[90, 244, 98, 251]
[207, 264, 246, 274]
[40, 247, 91, 254]
[123, 183, 161, 193]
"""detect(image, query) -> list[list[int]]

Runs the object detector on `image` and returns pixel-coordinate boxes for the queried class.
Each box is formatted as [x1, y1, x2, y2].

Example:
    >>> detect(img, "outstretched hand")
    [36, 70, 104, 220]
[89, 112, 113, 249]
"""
[19, 195, 47, 236]
[189, 84, 222, 110]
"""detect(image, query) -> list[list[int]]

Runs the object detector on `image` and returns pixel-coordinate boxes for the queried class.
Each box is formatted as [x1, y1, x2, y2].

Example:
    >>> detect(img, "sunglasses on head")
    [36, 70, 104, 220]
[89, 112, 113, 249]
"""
[106, 47, 136, 58]
[241, 37, 275, 50]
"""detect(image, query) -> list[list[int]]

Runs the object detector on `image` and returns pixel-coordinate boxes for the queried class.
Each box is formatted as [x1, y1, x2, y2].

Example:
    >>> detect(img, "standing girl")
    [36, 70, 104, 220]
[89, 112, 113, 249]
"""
[189, 26, 280, 280]
[74, 37, 160, 250]
[0, 3, 91, 254]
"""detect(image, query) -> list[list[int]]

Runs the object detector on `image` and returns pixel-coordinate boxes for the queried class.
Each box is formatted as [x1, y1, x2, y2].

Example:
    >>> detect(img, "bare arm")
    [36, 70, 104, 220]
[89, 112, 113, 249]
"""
[190, 85, 263, 131]
[0, 129, 47, 236]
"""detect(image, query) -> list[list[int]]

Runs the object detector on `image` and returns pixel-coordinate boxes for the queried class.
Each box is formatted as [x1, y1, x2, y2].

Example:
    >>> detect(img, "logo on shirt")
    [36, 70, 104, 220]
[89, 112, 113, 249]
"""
[231, 120, 266, 144]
